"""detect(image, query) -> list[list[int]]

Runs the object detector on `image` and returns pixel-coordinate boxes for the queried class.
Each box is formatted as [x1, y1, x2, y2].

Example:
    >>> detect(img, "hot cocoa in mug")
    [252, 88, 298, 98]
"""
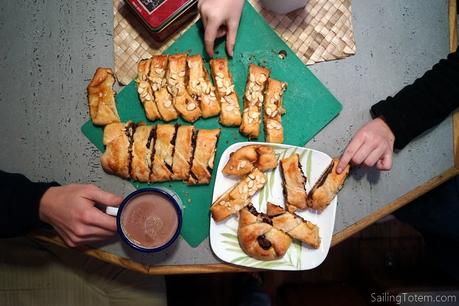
[106, 188, 182, 252]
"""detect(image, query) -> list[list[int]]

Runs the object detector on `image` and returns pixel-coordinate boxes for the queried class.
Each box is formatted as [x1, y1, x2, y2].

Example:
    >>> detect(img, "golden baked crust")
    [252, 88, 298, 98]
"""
[87, 68, 120, 126]
[280, 154, 308, 212]
[150, 124, 176, 182]
[210, 58, 242, 126]
[172, 125, 195, 180]
[266, 202, 320, 248]
[100, 122, 132, 179]
[150, 55, 178, 121]
[240, 65, 270, 138]
[238, 205, 292, 261]
[130, 125, 154, 182]
[222, 145, 277, 177]
[137, 59, 161, 121]
[263, 79, 287, 143]
[167, 54, 201, 122]
[210, 168, 267, 222]
[188, 129, 220, 185]
[308, 159, 349, 211]
[187, 55, 220, 118]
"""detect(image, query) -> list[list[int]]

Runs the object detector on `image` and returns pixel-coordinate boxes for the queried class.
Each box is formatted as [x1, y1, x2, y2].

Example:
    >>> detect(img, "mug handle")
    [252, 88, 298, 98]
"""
[105, 206, 119, 216]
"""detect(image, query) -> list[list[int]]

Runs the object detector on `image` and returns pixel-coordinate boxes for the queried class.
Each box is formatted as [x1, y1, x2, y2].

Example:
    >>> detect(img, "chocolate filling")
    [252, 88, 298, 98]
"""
[206, 131, 221, 174]
[279, 160, 288, 203]
[165, 125, 178, 174]
[309, 161, 334, 197]
[257, 234, 272, 250]
[147, 126, 156, 171]
[247, 205, 273, 225]
[247, 204, 259, 216]
[125, 122, 137, 176]
[187, 128, 199, 182]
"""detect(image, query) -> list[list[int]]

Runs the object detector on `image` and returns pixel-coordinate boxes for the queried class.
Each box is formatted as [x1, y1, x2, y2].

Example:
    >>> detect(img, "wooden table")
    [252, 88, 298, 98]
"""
[0, 0, 457, 274]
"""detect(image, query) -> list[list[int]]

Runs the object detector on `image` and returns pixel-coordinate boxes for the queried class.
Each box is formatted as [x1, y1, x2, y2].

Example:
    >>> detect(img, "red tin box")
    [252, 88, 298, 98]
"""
[126, 0, 198, 42]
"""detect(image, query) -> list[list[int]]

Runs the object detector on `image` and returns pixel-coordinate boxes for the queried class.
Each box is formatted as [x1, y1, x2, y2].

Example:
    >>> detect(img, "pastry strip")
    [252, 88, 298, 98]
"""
[280, 154, 308, 212]
[137, 59, 161, 121]
[150, 124, 177, 182]
[130, 125, 154, 182]
[187, 55, 220, 118]
[263, 78, 287, 143]
[210, 168, 266, 222]
[87, 68, 120, 126]
[307, 159, 349, 211]
[167, 53, 201, 122]
[172, 125, 195, 180]
[210, 58, 242, 126]
[187, 129, 220, 185]
[222, 145, 277, 177]
[267, 202, 320, 248]
[100, 122, 134, 179]
[150, 55, 178, 121]
[240, 64, 270, 138]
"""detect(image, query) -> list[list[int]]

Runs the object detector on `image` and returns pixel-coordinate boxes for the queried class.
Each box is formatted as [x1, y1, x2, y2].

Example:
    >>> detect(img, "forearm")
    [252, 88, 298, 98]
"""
[0, 170, 59, 237]
[371, 47, 459, 149]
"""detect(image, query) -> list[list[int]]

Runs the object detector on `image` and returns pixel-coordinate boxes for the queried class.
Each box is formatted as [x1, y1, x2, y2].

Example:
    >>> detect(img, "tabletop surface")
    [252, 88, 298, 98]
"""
[0, 0, 453, 266]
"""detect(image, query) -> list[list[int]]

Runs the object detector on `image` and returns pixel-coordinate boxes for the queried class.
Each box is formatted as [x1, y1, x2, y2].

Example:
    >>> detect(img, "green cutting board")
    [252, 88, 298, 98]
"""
[82, 2, 342, 248]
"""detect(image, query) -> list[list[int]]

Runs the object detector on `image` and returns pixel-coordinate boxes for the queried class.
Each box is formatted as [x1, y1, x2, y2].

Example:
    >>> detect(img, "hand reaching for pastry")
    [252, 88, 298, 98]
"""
[198, 0, 245, 57]
[39, 184, 122, 247]
[337, 117, 395, 174]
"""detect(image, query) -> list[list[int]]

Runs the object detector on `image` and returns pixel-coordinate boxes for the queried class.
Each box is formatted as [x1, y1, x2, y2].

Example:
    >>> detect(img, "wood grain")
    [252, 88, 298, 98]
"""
[450, 0, 459, 169]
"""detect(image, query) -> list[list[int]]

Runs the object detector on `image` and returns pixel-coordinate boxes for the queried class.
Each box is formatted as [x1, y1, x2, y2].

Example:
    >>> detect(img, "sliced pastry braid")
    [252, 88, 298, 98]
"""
[263, 78, 287, 143]
[307, 159, 349, 211]
[222, 145, 277, 177]
[137, 59, 161, 121]
[210, 168, 267, 222]
[150, 55, 178, 121]
[266, 202, 320, 249]
[171, 125, 195, 180]
[130, 124, 154, 182]
[100, 122, 134, 179]
[187, 129, 220, 185]
[150, 124, 176, 182]
[238, 205, 292, 261]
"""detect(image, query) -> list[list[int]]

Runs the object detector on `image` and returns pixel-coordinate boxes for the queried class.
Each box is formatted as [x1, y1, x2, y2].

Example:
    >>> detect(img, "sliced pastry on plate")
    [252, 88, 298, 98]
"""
[222, 145, 277, 177]
[87, 68, 120, 126]
[187, 54, 220, 118]
[150, 124, 177, 182]
[307, 159, 349, 211]
[280, 154, 308, 212]
[263, 78, 287, 143]
[100, 122, 135, 179]
[172, 125, 195, 181]
[137, 59, 161, 121]
[240, 64, 270, 138]
[130, 124, 155, 182]
[150, 55, 178, 121]
[238, 205, 292, 261]
[188, 129, 220, 185]
[210, 168, 267, 222]
[167, 53, 201, 122]
[266, 202, 320, 249]
[210, 58, 242, 126]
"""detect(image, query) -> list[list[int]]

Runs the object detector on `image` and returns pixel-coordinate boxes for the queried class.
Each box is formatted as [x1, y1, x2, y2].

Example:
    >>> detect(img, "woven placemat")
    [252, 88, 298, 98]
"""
[113, 0, 356, 85]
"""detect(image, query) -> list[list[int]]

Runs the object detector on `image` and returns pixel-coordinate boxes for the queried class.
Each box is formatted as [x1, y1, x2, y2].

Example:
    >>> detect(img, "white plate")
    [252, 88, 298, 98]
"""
[210, 142, 336, 271]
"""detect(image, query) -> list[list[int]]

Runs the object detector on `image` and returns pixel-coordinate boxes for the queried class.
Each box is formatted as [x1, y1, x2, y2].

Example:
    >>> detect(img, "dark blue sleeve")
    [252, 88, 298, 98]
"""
[371, 47, 459, 149]
[0, 170, 59, 237]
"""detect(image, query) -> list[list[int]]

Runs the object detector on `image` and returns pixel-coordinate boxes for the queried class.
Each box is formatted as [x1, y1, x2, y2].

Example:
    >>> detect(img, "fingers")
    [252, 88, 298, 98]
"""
[362, 145, 386, 167]
[83, 185, 123, 207]
[376, 150, 393, 170]
[226, 21, 239, 57]
[80, 207, 118, 232]
[337, 135, 365, 173]
[204, 19, 219, 57]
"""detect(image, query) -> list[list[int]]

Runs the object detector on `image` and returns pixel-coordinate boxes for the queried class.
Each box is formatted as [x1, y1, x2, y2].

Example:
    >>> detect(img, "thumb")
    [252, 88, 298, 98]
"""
[226, 21, 239, 57]
[84, 185, 123, 207]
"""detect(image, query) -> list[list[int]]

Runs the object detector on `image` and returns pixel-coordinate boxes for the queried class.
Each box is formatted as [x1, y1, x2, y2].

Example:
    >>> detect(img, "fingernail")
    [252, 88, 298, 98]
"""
[337, 167, 342, 173]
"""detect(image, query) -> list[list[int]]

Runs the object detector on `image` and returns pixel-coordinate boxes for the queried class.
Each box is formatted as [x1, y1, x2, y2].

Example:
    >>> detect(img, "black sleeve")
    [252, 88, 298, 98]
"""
[0, 170, 60, 238]
[371, 47, 459, 149]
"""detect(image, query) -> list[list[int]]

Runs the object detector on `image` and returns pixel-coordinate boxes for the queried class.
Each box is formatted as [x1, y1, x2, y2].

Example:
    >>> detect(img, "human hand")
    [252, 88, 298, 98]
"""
[39, 184, 123, 247]
[337, 117, 395, 174]
[198, 0, 245, 57]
